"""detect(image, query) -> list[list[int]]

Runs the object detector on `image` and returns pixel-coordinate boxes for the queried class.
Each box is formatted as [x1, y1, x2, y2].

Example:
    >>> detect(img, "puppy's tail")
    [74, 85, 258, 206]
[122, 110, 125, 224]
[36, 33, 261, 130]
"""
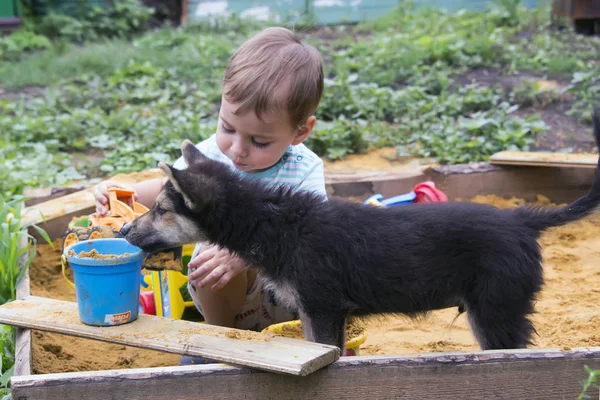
[517, 108, 600, 233]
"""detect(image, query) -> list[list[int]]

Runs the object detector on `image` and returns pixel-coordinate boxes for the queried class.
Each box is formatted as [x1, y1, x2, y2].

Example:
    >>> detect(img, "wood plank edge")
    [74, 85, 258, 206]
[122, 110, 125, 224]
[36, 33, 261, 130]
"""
[1, 296, 339, 376]
[1, 317, 308, 376]
[14, 237, 32, 377]
[491, 160, 597, 168]
[11, 347, 600, 388]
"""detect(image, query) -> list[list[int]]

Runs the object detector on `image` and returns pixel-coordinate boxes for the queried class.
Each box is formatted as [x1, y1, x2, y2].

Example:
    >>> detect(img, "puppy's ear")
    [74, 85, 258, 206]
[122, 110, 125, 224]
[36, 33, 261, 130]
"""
[158, 162, 217, 211]
[158, 162, 198, 210]
[181, 139, 208, 167]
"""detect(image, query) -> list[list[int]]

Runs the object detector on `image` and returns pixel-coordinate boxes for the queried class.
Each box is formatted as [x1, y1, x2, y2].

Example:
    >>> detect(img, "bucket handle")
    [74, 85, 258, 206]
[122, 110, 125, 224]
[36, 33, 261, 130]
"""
[61, 254, 76, 290]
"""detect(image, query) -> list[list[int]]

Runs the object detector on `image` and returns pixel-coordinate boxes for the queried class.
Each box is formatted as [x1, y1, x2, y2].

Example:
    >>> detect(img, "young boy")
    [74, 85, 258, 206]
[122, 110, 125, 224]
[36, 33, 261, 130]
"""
[93, 27, 327, 352]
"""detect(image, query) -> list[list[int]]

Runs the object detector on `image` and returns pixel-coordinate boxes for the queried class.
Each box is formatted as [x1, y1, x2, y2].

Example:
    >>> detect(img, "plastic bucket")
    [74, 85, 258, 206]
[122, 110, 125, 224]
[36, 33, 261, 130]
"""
[62, 238, 146, 326]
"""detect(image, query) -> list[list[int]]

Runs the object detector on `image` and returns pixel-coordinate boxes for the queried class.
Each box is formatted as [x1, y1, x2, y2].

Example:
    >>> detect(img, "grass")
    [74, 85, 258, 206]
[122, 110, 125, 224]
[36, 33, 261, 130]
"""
[0, 3, 598, 395]
[579, 366, 600, 399]
[0, 195, 52, 398]
[0, 32, 239, 89]
[0, 1, 599, 200]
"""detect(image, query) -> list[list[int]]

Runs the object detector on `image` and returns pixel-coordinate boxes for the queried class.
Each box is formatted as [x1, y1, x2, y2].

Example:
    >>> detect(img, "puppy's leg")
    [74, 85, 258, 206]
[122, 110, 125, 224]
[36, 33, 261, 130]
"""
[465, 278, 538, 350]
[299, 310, 346, 352]
[298, 310, 316, 342]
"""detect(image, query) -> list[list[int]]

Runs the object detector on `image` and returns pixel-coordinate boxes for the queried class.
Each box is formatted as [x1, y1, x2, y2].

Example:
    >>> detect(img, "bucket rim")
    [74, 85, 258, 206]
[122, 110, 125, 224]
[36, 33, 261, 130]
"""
[64, 238, 147, 266]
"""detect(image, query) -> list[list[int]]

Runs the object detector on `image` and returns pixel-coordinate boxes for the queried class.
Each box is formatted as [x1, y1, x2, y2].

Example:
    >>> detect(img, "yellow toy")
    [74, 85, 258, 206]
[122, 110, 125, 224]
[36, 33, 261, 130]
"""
[140, 244, 197, 320]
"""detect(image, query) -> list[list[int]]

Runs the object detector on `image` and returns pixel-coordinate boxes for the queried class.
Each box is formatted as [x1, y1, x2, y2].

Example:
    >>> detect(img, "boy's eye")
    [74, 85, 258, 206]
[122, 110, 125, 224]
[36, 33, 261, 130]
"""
[252, 139, 270, 149]
[221, 123, 235, 133]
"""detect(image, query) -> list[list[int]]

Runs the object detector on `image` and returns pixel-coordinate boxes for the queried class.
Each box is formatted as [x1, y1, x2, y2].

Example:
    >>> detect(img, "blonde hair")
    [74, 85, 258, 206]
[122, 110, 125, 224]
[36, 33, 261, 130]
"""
[222, 27, 324, 129]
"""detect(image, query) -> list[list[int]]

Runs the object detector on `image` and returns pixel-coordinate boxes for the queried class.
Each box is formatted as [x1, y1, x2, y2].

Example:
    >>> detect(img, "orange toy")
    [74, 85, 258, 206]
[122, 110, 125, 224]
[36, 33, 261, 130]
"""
[89, 187, 149, 231]
[62, 187, 149, 252]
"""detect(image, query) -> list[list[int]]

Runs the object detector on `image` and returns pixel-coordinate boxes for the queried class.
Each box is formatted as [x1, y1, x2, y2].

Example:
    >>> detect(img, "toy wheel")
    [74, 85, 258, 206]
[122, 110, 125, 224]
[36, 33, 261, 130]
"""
[62, 227, 90, 253]
[89, 226, 120, 240]
[61, 226, 120, 253]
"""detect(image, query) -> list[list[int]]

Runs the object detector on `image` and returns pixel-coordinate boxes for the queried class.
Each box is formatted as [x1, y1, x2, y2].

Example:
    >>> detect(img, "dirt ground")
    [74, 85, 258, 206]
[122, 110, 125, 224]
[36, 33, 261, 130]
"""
[28, 190, 600, 374]
[454, 67, 597, 154]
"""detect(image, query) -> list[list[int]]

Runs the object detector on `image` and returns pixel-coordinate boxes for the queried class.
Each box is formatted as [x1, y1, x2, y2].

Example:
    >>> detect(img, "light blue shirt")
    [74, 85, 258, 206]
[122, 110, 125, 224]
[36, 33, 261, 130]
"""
[173, 134, 327, 198]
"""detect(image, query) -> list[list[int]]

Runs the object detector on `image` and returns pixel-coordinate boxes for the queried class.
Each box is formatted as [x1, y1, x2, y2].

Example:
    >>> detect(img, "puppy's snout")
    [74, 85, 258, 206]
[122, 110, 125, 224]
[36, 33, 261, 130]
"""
[120, 222, 132, 236]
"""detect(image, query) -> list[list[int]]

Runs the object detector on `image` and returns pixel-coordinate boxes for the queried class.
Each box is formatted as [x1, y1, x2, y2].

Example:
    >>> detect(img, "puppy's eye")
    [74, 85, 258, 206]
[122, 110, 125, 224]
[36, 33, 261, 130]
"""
[156, 206, 167, 216]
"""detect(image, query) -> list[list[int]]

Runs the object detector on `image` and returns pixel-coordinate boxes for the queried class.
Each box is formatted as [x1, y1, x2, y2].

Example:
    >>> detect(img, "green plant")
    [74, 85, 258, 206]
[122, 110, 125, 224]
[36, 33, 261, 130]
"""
[511, 78, 565, 108]
[0, 1, 597, 198]
[489, 0, 523, 27]
[578, 366, 600, 400]
[0, 30, 52, 61]
[0, 195, 52, 398]
[33, 0, 155, 43]
[565, 70, 600, 124]
[0, 324, 15, 400]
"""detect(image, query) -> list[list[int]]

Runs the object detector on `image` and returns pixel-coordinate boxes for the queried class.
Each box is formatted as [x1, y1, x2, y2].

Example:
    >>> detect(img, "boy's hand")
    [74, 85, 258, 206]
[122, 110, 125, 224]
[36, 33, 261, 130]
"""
[93, 180, 137, 216]
[188, 244, 249, 291]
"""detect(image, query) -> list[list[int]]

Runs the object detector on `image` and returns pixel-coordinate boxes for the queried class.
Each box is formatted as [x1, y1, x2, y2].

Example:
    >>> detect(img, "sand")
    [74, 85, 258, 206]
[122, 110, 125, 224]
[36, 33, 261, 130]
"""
[29, 194, 600, 374]
[360, 195, 600, 356]
[31, 238, 183, 373]
[67, 249, 130, 259]
[144, 251, 183, 272]
[267, 318, 366, 342]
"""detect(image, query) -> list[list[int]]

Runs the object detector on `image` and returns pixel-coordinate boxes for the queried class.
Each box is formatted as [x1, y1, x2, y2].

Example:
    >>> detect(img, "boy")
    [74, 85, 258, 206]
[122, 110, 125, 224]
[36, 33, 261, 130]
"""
[93, 27, 327, 348]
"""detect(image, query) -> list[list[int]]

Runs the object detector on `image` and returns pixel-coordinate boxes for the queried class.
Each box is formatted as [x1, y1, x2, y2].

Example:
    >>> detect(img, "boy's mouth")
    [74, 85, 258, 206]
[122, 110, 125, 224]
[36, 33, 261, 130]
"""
[232, 160, 248, 169]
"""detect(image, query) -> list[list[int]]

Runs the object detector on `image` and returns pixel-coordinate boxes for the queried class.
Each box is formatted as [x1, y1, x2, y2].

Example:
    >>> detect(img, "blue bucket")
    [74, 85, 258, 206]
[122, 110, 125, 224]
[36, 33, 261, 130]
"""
[62, 238, 146, 327]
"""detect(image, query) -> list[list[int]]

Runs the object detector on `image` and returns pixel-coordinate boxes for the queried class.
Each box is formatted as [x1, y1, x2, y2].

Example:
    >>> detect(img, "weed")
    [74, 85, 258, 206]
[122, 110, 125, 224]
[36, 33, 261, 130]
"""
[0, 195, 52, 398]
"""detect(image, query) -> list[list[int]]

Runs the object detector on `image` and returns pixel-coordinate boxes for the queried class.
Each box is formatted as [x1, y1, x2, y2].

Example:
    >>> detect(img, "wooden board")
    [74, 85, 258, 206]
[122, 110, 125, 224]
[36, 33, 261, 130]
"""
[14, 272, 31, 377]
[21, 166, 429, 241]
[20, 168, 166, 228]
[490, 151, 598, 168]
[0, 296, 339, 376]
[11, 348, 600, 400]
[14, 234, 32, 377]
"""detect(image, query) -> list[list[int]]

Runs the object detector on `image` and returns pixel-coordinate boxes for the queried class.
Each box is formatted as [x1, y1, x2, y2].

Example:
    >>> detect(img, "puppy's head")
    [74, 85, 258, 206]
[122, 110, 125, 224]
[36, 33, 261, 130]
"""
[121, 139, 232, 253]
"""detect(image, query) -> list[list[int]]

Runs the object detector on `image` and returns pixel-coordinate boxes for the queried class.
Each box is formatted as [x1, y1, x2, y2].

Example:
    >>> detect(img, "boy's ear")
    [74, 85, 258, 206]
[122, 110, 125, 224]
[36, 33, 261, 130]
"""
[181, 139, 209, 167]
[158, 162, 198, 210]
[292, 116, 316, 145]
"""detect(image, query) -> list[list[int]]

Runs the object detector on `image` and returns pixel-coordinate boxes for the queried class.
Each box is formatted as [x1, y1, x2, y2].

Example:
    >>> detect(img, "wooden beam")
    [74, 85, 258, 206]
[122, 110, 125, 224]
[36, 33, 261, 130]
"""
[181, 0, 188, 25]
[0, 296, 339, 376]
[11, 348, 600, 400]
[14, 243, 31, 377]
[21, 166, 429, 240]
[490, 151, 598, 168]
[20, 169, 166, 228]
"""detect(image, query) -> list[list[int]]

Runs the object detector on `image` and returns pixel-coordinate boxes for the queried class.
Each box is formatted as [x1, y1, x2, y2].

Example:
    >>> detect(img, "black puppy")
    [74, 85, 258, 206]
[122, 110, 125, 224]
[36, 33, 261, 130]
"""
[121, 110, 600, 353]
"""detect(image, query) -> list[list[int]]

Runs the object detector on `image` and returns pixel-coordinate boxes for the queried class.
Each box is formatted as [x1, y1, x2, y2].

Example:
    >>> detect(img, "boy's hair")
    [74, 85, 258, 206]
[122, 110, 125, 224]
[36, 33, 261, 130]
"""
[223, 27, 324, 130]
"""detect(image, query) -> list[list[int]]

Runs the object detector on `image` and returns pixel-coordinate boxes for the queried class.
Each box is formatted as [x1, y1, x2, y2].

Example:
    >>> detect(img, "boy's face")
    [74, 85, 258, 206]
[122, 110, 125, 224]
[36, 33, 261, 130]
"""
[215, 95, 315, 172]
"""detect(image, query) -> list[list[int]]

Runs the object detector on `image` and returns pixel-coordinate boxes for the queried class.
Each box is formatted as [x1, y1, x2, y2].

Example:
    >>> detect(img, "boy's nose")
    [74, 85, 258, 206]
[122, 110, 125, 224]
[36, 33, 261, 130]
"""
[120, 223, 131, 236]
[230, 139, 248, 158]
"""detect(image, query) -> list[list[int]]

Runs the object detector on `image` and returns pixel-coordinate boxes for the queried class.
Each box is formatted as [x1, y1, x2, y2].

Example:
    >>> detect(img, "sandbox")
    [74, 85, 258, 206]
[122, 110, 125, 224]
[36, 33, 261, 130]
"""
[10, 159, 600, 399]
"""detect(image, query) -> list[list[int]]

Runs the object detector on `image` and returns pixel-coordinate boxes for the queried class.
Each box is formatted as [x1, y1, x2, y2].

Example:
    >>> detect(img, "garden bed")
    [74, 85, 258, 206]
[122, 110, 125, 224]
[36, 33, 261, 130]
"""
[11, 160, 600, 399]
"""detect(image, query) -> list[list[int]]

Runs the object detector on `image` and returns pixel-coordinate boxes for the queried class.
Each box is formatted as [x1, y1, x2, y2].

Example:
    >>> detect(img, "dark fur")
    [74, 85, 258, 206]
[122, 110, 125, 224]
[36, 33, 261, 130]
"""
[122, 109, 600, 353]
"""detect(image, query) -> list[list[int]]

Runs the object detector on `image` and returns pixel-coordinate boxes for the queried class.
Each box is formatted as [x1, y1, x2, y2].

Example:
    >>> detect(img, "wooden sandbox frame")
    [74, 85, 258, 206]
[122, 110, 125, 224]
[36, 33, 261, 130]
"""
[10, 160, 600, 400]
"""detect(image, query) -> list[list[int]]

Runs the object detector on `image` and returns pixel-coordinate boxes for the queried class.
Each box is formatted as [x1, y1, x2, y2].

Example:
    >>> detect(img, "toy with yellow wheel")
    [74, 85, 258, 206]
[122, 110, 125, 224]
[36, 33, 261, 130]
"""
[139, 244, 198, 320]
[61, 187, 188, 317]
[61, 187, 148, 252]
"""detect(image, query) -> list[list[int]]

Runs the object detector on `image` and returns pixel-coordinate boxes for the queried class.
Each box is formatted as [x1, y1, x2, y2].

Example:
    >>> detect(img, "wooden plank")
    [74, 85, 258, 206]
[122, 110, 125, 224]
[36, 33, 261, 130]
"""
[14, 235, 31, 377]
[181, 0, 188, 24]
[0, 296, 339, 376]
[14, 272, 31, 377]
[20, 168, 166, 228]
[22, 166, 429, 240]
[11, 348, 600, 400]
[490, 151, 598, 168]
